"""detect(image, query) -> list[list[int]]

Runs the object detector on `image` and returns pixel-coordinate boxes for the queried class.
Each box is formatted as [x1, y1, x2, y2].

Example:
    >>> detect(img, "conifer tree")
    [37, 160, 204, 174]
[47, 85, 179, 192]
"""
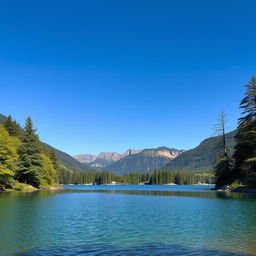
[16, 117, 43, 187]
[4, 115, 22, 137]
[233, 76, 256, 183]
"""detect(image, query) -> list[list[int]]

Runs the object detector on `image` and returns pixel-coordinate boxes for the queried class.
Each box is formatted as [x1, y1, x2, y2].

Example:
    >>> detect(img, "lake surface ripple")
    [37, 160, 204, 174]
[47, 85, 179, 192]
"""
[0, 185, 256, 256]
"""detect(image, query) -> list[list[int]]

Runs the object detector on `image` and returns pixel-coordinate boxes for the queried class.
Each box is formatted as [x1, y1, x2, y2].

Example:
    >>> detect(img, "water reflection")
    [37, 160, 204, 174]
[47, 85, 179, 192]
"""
[1, 186, 256, 256]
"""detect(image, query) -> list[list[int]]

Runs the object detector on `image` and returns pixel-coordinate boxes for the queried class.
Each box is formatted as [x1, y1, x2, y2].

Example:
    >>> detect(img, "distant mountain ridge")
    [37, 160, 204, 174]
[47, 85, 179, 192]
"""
[73, 149, 141, 169]
[95, 147, 185, 174]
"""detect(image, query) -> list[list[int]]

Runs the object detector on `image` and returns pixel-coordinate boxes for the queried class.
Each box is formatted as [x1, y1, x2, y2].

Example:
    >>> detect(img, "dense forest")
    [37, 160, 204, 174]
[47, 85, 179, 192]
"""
[59, 168, 214, 185]
[215, 76, 256, 188]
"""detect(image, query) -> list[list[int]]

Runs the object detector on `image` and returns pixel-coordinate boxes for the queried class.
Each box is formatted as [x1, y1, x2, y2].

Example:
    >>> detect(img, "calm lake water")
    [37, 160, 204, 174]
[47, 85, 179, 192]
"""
[0, 185, 256, 256]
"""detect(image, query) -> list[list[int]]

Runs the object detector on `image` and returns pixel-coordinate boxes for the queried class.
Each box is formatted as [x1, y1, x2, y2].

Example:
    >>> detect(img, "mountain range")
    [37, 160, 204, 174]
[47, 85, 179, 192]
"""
[74, 147, 185, 174]
[73, 149, 141, 169]
[74, 131, 237, 175]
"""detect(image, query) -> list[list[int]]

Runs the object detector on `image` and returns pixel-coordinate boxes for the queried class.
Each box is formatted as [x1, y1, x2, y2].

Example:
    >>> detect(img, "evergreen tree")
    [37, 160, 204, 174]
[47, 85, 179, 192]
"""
[0, 125, 20, 188]
[4, 115, 22, 137]
[16, 117, 43, 187]
[233, 77, 256, 184]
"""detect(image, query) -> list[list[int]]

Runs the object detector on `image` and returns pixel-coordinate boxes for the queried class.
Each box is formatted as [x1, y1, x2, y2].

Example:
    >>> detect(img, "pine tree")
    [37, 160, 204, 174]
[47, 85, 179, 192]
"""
[233, 77, 256, 184]
[0, 125, 20, 188]
[16, 117, 43, 187]
[4, 115, 22, 137]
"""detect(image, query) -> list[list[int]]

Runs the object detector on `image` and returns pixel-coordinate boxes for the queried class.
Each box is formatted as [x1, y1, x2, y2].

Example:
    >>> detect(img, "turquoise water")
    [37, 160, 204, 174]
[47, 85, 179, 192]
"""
[0, 185, 256, 256]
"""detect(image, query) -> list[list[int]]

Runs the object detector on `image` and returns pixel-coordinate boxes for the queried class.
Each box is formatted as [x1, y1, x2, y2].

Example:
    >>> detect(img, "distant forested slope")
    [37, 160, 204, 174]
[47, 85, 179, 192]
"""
[165, 130, 236, 173]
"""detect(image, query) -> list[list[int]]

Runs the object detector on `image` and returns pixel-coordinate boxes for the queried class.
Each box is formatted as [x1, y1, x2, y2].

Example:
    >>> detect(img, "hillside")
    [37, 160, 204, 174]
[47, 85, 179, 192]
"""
[164, 130, 236, 173]
[102, 147, 185, 175]
[0, 114, 92, 172]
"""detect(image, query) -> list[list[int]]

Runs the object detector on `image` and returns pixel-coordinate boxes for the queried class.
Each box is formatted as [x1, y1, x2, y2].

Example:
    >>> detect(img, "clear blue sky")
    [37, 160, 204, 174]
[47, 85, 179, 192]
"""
[0, 0, 255, 155]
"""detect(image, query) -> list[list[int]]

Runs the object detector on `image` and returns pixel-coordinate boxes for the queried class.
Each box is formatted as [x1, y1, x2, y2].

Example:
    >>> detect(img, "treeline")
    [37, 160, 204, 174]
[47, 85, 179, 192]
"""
[215, 76, 256, 188]
[0, 116, 58, 190]
[59, 168, 215, 185]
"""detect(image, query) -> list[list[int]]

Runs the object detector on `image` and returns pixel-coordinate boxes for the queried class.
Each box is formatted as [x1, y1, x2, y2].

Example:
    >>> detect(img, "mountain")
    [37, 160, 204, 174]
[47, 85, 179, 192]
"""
[0, 114, 92, 172]
[121, 149, 141, 158]
[73, 154, 97, 163]
[102, 147, 185, 175]
[73, 150, 141, 170]
[164, 130, 237, 173]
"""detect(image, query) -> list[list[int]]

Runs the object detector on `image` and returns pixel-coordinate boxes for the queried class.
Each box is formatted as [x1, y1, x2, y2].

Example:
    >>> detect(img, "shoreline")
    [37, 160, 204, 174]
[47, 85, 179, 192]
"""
[1, 183, 63, 193]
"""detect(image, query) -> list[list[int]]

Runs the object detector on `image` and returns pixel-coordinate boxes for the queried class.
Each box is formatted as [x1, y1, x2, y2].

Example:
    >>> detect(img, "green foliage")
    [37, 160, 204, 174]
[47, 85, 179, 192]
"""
[0, 125, 20, 188]
[10, 182, 38, 191]
[215, 156, 232, 187]
[16, 117, 44, 187]
[58, 168, 213, 186]
[40, 154, 58, 186]
[230, 180, 242, 189]
[4, 115, 22, 137]
[232, 77, 256, 185]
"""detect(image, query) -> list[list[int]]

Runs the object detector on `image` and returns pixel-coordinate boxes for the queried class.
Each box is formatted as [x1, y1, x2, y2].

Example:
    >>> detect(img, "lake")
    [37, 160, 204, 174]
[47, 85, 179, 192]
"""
[0, 185, 256, 256]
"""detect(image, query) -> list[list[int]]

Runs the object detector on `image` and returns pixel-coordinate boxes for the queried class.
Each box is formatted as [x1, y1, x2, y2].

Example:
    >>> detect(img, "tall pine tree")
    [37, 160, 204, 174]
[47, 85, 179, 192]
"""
[233, 76, 256, 184]
[16, 117, 43, 187]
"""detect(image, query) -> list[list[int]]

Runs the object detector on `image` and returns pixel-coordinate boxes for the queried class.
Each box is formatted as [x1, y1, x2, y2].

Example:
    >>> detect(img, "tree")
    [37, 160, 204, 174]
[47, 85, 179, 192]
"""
[233, 76, 256, 184]
[4, 115, 22, 137]
[16, 117, 43, 187]
[214, 111, 232, 187]
[0, 125, 20, 188]
[40, 154, 57, 186]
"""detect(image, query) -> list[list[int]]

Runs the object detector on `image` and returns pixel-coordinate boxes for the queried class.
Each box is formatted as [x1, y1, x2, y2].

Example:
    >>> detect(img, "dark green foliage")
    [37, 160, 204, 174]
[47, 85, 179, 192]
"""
[232, 77, 256, 185]
[149, 170, 196, 185]
[16, 117, 43, 187]
[165, 131, 236, 173]
[4, 115, 22, 137]
[215, 156, 232, 187]
[59, 169, 214, 185]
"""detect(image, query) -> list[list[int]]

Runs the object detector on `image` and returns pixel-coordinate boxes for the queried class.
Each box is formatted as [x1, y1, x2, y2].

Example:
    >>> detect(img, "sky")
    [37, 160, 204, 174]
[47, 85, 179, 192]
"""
[0, 0, 256, 156]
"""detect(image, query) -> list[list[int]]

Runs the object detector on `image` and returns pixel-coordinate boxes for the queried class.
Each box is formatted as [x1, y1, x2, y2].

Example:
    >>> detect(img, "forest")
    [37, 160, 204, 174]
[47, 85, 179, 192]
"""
[58, 168, 214, 185]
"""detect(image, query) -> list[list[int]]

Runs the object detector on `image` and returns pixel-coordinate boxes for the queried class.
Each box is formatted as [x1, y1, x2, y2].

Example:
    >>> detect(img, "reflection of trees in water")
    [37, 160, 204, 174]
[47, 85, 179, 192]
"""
[63, 189, 256, 200]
